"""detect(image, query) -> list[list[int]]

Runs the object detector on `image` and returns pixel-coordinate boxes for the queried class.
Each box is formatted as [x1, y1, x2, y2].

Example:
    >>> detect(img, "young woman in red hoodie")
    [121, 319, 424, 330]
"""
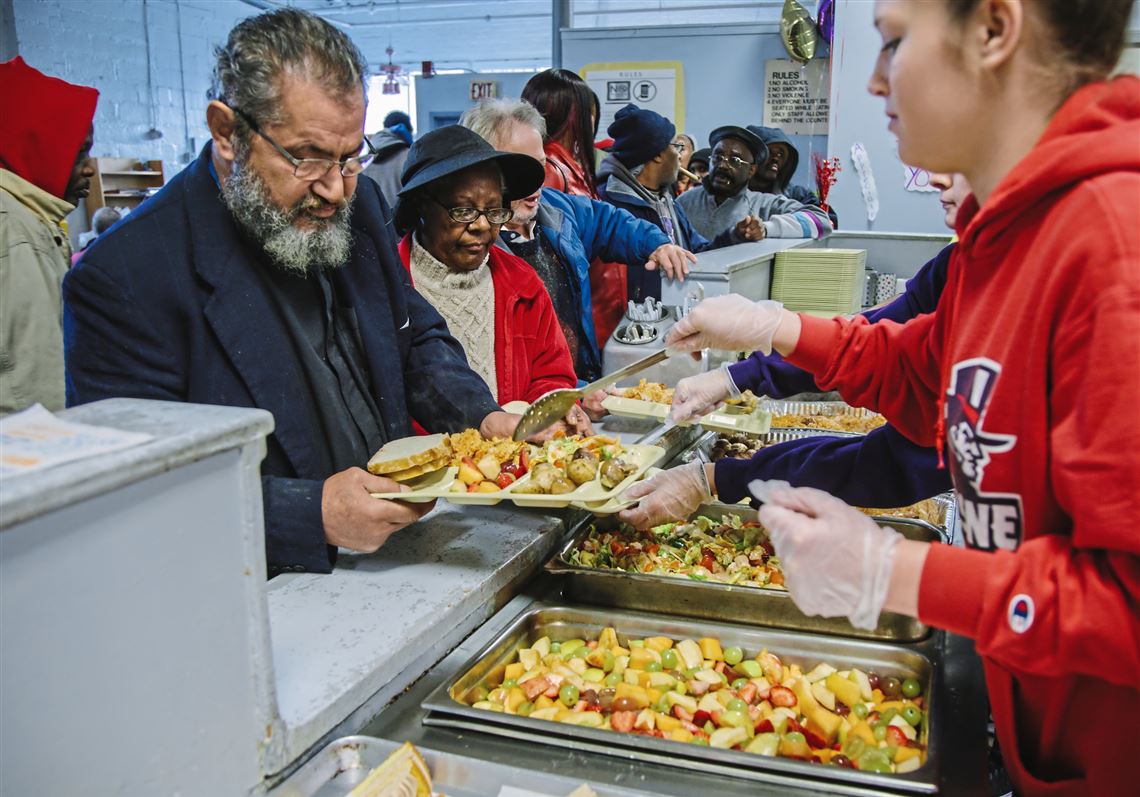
[660, 1, 1139, 794]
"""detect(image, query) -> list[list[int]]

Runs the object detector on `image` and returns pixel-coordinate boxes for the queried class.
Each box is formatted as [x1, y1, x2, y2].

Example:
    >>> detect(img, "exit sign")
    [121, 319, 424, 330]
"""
[469, 81, 499, 101]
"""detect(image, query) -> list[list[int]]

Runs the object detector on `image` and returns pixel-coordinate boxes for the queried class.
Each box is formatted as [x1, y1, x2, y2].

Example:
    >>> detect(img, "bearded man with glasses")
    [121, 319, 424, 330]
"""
[676, 125, 833, 242]
[63, 10, 527, 577]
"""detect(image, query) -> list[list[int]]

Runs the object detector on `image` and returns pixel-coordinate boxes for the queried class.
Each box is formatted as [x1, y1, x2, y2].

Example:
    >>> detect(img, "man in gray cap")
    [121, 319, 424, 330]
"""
[597, 104, 764, 301]
[676, 125, 833, 241]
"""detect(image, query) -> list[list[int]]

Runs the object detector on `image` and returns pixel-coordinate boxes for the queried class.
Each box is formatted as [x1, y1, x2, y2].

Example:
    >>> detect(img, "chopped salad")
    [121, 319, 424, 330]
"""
[568, 514, 786, 590]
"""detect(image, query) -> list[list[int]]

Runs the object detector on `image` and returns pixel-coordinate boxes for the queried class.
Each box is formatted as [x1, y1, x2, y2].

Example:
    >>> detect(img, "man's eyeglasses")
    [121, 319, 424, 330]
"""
[712, 153, 753, 170]
[428, 195, 514, 225]
[230, 106, 377, 180]
[669, 142, 687, 154]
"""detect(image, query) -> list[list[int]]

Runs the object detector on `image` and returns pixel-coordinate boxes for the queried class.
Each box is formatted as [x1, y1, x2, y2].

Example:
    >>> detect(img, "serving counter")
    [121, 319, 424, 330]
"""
[2, 394, 987, 796]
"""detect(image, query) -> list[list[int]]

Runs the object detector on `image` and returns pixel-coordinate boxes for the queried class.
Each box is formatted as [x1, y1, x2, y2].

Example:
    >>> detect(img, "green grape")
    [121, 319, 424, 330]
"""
[723, 646, 744, 666]
[901, 678, 921, 699]
[852, 702, 869, 719]
[731, 678, 748, 690]
[502, 678, 518, 689]
[902, 705, 923, 727]
[739, 660, 762, 678]
[645, 660, 663, 673]
[661, 649, 679, 670]
[726, 698, 748, 713]
[559, 683, 579, 707]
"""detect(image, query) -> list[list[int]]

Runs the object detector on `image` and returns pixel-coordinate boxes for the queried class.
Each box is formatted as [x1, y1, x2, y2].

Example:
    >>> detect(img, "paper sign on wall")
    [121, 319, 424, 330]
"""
[580, 61, 684, 134]
[762, 59, 830, 136]
[903, 165, 939, 192]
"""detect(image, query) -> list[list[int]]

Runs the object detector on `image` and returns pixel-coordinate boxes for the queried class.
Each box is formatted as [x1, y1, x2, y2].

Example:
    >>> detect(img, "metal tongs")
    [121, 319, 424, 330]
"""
[511, 349, 671, 441]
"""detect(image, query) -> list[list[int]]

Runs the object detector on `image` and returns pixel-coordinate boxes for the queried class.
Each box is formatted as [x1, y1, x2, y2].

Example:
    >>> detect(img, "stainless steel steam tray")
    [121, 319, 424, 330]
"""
[547, 503, 939, 642]
[421, 604, 943, 794]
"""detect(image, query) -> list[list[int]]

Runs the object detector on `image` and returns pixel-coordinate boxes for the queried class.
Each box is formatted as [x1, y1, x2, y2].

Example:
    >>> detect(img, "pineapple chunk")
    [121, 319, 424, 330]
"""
[597, 627, 618, 650]
[698, 638, 725, 661]
[669, 728, 695, 744]
[709, 727, 748, 749]
[644, 636, 674, 653]
[676, 639, 703, 670]
[656, 712, 682, 732]
[504, 662, 525, 681]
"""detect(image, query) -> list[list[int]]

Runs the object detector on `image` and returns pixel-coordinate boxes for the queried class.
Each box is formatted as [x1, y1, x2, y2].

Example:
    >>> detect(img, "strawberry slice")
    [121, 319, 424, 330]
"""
[886, 725, 909, 748]
[769, 685, 797, 707]
[692, 710, 713, 727]
[610, 710, 637, 733]
[754, 719, 774, 734]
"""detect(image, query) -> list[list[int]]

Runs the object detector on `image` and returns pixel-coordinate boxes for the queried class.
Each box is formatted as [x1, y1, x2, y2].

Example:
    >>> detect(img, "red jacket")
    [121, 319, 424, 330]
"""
[789, 77, 1140, 796]
[398, 235, 577, 405]
[542, 141, 628, 346]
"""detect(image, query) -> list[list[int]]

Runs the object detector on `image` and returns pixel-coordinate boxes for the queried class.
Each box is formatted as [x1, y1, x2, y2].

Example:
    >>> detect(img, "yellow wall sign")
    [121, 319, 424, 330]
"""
[580, 61, 685, 135]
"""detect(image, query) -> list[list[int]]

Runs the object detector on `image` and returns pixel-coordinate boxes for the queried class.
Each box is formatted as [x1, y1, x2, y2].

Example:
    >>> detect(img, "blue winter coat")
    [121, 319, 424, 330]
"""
[520, 188, 670, 380]
[715, 244, 955, 507]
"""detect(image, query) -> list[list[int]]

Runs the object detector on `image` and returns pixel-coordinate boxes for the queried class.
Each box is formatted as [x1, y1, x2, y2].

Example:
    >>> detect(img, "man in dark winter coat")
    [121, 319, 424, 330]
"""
[363, 110, 414, 207]
[596, 104, 764, 302]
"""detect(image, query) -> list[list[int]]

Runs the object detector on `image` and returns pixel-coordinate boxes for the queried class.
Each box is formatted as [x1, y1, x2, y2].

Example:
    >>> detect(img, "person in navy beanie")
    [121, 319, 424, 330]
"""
[597, 104, 764, 301]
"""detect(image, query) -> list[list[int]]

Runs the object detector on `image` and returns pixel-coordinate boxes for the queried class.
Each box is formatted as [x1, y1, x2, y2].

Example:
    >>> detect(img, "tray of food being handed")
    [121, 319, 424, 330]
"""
[602, 380, 771, 435]
[367, 430, 664, 512]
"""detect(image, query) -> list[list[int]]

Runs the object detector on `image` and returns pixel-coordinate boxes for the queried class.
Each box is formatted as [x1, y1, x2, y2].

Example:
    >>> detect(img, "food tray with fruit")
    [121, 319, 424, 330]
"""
[421, 604, 942, 794]
[368, 431, 664, 511]
[602, 381, 772, 436]
[546, 503, 939, 641]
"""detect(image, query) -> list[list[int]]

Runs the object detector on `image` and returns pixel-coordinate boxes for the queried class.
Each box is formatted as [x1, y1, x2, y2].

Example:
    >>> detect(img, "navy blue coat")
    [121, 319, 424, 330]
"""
[63, 147, 500, 574]
[715, 244, 955, 507]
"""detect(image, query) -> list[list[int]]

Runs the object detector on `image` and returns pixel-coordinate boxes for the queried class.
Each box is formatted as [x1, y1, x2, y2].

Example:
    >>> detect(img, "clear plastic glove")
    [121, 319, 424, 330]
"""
[618, 461, 712, 530]
[669, 364, 740, 424]
[666, 295, 785, 355]
[750, 480, 901, 630]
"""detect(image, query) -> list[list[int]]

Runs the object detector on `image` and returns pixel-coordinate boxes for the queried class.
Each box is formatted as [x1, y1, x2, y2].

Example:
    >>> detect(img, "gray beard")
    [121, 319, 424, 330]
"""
[221, 156, 354, 275]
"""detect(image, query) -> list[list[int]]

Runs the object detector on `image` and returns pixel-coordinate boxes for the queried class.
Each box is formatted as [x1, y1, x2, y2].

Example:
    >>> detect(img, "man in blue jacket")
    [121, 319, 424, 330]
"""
[460, 100, 696, 383]
[619, 174, 971, 528]
[63, 9, 523, 575]
[596, 104, 765, 302]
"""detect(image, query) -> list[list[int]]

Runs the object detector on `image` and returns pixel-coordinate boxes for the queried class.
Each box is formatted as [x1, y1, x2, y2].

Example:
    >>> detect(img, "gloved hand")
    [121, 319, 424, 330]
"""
[618, 461, 712, 530]
[750, 480, 901, 630]
[669, 364, 740, 424]
[666, 295, 786, 355]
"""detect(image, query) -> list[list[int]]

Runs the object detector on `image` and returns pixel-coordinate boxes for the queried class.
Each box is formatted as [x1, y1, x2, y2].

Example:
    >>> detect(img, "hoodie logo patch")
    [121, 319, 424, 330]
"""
[1007, 594, 1034, 634]
[946, 358, 1024, 552]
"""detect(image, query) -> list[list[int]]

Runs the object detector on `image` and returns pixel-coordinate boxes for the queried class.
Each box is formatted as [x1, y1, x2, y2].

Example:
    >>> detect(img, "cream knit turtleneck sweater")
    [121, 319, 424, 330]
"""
[410, 236, 498, 397]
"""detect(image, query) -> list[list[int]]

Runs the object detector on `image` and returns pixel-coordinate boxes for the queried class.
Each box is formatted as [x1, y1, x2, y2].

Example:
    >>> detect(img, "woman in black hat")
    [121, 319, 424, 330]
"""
[393, 125, 590, 433]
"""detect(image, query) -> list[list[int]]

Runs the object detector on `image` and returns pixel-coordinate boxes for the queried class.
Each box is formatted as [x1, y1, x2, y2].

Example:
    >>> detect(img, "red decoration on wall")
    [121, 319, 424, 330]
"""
[813, 153, 841, 212]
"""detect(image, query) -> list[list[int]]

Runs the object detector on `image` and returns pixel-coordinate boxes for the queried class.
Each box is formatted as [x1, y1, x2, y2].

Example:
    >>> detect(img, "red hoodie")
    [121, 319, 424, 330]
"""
[397, 234, 577, 406]
[789, 77, 1140, 795]
[0, 56, 98, 198]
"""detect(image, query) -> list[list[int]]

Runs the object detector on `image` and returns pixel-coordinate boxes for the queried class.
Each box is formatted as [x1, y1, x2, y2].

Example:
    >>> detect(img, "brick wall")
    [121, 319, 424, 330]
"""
[12, 0, 254, 234]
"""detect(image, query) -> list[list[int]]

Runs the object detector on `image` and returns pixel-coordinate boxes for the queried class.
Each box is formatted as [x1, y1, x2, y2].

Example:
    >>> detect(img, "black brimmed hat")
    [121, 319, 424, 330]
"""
[397, 125, 544, 201]
[708, 125, 768, 165]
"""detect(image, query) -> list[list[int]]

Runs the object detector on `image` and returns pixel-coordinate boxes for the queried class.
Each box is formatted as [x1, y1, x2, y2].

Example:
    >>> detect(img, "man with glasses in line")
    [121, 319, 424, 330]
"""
[676, 125, 832, 242]
[63, 9, 524, 576]
[596, 104, 766, 302]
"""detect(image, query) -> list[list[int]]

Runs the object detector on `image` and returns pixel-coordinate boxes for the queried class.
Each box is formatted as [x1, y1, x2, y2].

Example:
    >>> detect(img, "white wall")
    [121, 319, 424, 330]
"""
[562, 23, 829, 193]
[413, 72, 539, 135]
[11, 0, 255, 240]
[825, 0, 944, 234]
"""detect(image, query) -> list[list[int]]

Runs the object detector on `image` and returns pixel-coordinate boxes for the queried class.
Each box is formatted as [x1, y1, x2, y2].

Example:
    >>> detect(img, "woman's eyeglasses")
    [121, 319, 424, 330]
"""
[428, 195, 514, 225]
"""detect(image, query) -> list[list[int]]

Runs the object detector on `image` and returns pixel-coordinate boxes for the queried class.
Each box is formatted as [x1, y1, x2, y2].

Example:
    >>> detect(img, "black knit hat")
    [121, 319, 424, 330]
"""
[708, 125, 768, 165]
[606, 103, 676, 168]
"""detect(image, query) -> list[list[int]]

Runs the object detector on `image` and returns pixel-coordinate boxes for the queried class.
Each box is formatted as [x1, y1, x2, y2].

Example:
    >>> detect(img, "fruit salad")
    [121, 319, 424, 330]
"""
[568, 515, 786, 589]
[464, 628, 928, 775]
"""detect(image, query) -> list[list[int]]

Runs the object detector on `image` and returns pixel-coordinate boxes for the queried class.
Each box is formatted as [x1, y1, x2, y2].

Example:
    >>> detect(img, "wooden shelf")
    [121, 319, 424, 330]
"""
[87, 157, 165, 224]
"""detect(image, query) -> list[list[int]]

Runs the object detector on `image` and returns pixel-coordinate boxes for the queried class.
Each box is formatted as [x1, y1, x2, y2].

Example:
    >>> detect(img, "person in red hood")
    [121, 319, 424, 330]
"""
[662, 1, 1139, 794]
[0, 56, 98, 413]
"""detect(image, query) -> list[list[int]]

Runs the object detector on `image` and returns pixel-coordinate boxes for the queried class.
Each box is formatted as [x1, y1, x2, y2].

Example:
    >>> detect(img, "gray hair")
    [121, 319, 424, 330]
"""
[91, 206, 123, 235]
[210, 9, 368, 131]
[460, 99, 547, 149]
